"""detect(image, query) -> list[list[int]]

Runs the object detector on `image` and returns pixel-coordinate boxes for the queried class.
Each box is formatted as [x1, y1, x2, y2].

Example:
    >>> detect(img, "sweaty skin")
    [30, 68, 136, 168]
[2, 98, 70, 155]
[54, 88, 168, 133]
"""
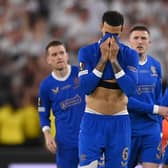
[86, 79, 128, 115]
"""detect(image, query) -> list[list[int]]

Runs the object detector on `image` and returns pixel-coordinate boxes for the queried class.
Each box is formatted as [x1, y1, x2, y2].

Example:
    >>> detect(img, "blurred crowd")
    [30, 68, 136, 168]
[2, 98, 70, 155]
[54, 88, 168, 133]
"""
[0, 0, 168, 146]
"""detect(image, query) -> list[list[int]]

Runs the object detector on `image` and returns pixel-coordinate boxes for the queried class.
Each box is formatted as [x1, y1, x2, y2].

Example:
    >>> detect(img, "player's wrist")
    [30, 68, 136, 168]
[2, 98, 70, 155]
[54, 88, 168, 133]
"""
[153, 105, 159, 114]
[42, 126, 51, 133]
[99, 57, 108, 64]
[115, 70, 125, 79]
[93, 68, 103, 78]
[95, 59, 106, 73]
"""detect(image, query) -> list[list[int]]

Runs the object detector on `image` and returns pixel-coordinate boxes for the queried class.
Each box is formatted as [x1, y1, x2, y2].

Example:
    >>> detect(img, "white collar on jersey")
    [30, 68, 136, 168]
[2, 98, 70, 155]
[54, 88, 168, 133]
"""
[139, 57, 148, 65]
[51, 65, 71, 81]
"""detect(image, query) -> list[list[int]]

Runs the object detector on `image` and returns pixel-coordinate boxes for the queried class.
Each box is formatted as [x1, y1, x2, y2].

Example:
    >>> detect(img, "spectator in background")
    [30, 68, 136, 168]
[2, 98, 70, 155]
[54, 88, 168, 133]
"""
[0, 84, 41, 146]
[38, 40, 85, 168]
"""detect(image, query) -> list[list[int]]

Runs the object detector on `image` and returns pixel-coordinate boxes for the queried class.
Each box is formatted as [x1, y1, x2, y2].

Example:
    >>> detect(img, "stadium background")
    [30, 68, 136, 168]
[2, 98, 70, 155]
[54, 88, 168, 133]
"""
[0, 0, 168, 167]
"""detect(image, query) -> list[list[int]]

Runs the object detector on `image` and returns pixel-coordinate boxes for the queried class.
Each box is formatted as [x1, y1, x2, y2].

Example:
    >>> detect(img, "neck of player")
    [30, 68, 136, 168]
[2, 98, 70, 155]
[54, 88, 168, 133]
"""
[54, 66, 69, 78]
[139, 53, 147, 63]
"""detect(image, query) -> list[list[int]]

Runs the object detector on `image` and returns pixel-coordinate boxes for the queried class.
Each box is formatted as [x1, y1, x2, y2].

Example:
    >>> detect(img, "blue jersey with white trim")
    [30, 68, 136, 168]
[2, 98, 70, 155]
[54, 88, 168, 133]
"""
[78, 33, 139, 96]
[128, 56, 163, 135]
[38, 65, 85, 147]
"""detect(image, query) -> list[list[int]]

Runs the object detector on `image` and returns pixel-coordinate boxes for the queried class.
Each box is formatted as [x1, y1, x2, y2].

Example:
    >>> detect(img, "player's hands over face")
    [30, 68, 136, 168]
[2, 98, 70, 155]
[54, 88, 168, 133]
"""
[100, 37, 111, 63]
[158, 106, 168, 119]
[44, 132, 57, 154]
[108, 37, 119, 63]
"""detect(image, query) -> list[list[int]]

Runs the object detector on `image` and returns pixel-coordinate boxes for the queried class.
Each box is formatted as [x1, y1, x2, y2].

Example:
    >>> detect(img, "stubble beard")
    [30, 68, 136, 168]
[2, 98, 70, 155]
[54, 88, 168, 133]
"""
[57, 67, 64, 71]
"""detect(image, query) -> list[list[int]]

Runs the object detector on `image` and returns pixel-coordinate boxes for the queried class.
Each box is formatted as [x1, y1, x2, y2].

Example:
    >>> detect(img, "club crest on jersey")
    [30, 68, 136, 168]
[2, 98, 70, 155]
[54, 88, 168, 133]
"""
[151, 66, 157, 76]
[80, 62, 85, 71]
[52, 87, 59, 94]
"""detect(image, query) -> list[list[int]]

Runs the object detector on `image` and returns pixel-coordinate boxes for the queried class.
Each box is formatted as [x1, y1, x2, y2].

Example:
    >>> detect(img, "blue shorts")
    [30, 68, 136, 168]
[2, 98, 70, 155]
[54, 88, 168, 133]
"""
[128, 133, 162, 168]
[56, 145, 79, 168]
[163, 144, 168, 165]
[79, 113, 131, 168]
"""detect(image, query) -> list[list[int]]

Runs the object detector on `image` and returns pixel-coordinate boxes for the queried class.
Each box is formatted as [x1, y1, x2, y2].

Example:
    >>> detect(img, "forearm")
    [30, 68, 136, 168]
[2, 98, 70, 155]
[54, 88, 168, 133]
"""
[128, 97, 156, 114]
[95, 58, 107, 72]
[43, 129, 51, 139]
[111, 60, 122, 73]
[79, 59, 107, 95]
[110, 60, 137, 96]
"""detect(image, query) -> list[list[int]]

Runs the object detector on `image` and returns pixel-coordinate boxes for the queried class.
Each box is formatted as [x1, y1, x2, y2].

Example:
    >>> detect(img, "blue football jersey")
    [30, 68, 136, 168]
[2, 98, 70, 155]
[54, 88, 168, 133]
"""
[78, 33, 139, 96]
[128, 56, 163, 135]
[38, 65, 85, 147]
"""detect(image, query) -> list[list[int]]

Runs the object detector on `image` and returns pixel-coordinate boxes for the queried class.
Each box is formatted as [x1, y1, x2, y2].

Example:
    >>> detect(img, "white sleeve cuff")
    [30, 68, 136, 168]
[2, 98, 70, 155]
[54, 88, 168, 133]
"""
[153, 105, 159, 114]
[93, 69, 103, 78]
[42, 126, 50, 133]
[115, 70, 125, 79]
